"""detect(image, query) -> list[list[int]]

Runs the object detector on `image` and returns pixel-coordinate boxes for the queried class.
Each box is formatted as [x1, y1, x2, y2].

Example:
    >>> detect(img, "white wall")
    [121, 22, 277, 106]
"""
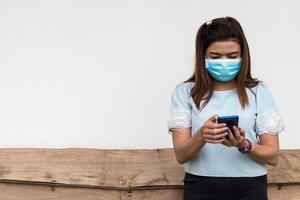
[0, 0, 298, 149]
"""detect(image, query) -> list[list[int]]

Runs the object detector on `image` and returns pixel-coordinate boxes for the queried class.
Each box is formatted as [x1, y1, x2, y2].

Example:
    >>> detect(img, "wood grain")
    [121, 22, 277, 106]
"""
[0, 148, 298, 199]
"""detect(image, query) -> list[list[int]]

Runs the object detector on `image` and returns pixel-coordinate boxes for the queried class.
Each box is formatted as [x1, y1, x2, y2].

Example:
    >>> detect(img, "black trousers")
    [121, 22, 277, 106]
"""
[183, 172, 268, 200]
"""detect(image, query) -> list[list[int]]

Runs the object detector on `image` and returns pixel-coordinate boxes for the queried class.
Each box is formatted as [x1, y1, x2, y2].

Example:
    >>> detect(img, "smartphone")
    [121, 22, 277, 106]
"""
[217, 115, 239, 140]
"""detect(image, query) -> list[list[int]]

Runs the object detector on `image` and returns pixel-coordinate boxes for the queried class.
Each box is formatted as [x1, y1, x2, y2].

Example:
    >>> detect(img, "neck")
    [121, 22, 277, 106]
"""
[213, 80, 237, 91]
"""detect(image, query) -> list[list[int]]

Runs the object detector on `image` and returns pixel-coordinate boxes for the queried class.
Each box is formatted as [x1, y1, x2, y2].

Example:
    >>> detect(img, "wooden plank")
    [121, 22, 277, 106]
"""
[267, 149, 300, 184]
[0, 148, 299, 189]
[0, 148, 182, 188]
[120, 189, 183, 200]
[268, 185, 300, 200]
[0, 182, 121, 200]
[0, 182, 299, 200]
[0, 182, 185, 200]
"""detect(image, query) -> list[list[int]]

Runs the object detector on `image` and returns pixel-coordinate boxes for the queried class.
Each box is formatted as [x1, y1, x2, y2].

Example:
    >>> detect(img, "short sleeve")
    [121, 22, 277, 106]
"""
[167, 83, 192, 134]
[254, 82, 285, 136]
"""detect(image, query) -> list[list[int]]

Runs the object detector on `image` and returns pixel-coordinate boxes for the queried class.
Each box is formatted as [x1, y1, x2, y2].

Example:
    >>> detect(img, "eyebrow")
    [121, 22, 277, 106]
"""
[209, 51, 239, 55]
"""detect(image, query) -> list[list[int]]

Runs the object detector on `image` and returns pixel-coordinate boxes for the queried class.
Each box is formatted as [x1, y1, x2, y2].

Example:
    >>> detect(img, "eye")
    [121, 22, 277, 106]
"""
[229, 56, 237, 59]
[211, 56, 219, 59]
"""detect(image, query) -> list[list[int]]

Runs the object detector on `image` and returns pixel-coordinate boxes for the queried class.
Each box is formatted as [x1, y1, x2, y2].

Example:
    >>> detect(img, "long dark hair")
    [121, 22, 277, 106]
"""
[185, 16, 259, 111]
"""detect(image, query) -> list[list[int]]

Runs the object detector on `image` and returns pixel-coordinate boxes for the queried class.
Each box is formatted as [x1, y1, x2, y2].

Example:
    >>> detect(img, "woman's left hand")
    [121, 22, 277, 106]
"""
[222, 126, 247, 149]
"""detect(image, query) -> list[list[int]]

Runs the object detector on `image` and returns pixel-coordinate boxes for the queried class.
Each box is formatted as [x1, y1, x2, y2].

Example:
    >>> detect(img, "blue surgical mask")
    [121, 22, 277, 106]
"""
[205, 58, 241, 82]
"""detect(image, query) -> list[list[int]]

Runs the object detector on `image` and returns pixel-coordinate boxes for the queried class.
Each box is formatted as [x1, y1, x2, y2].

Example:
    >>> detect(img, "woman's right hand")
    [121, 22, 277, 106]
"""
[200, 114, 228, 144]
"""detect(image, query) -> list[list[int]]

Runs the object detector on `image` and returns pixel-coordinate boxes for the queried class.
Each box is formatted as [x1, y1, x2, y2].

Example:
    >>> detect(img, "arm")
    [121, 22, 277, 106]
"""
[171, 128, 205, 164]
[247, 133, 279, 166]
[223, 127, 280, 166]
[171, 115, 228, 164]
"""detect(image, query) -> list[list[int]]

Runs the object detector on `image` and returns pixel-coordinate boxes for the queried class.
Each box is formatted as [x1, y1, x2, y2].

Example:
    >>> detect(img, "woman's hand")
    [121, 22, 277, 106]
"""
[200, 114, 229, 144]
[222, 126, 248, 149]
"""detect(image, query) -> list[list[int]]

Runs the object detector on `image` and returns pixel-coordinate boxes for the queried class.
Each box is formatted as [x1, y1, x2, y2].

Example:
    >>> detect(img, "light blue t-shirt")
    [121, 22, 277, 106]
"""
[167, 81, 284, 177]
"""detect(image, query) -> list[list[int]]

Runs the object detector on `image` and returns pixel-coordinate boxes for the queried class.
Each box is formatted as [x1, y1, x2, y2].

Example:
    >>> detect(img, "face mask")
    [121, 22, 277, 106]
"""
[205, 58, 241, 82]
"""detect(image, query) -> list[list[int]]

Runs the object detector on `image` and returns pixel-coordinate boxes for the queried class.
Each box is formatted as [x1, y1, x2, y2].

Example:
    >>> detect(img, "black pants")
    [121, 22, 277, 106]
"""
[183, 172, 268, 200]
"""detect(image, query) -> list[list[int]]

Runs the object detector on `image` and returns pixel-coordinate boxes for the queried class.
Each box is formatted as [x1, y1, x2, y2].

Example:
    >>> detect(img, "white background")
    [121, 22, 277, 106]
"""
[0, 0, 298, 149]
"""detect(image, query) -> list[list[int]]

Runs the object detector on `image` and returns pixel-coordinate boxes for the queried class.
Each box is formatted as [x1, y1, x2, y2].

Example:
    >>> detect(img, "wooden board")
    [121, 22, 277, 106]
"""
[267, 149, 300, 184]
[268, 185, 300, 200]
[0, 148, 298, 200]
[0, 183, 299, 200]
[0, 148, 184, 188]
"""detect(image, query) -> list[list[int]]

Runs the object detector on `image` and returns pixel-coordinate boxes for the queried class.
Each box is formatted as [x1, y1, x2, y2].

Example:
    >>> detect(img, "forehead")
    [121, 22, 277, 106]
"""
[206, 40, 240, 53]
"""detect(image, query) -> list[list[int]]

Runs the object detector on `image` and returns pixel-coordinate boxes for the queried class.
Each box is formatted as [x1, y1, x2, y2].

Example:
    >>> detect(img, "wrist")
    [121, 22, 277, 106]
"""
[238, 139, 253, 153]
[236, 139, 248, 149]
[196, 127, 206, 144]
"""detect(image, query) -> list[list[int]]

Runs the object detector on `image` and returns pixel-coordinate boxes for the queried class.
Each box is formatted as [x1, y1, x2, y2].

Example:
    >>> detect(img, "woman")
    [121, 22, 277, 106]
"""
[167, 16, 285, 200]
